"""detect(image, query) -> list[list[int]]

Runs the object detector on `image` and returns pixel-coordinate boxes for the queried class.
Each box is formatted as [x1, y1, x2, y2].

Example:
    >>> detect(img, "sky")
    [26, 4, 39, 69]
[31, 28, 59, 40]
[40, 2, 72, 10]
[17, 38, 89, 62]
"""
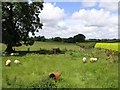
[34, 0, 119, 39]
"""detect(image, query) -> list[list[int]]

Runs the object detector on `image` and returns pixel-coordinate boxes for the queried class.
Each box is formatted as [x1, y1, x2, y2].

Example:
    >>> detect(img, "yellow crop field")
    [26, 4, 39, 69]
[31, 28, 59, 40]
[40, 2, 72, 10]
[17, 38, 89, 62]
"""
[95, 43, 120, 52]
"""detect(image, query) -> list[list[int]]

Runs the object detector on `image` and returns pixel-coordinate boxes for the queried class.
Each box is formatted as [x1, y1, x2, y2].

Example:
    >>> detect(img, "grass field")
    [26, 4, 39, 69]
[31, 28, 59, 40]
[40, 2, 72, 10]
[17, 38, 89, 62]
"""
[0, 42, 119, 88]
[1, 42, 79, 52]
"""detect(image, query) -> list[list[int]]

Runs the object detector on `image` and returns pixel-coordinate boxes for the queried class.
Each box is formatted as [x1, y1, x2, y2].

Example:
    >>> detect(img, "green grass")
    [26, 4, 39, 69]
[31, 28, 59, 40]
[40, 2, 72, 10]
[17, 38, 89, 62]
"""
[1, 42, 79, 52]
[95, 43, 120, 52]
[1, 42, 119, 88]
[76, 42, 96, 49]
[0, 58, 2, 89]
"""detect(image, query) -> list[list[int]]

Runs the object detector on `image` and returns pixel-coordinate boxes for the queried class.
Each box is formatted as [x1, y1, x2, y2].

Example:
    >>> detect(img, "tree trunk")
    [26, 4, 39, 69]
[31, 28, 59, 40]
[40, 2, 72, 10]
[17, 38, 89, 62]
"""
[5, 45, 15, 53]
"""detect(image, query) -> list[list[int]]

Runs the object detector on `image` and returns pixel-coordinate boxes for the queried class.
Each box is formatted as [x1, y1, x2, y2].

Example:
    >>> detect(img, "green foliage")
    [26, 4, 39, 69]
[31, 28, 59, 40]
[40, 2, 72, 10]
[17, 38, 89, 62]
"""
[34, 36, 46, 42]
[76, 42, 96, 49]
[2, 2, 43, 52]
[43, 33, 86, 43]
[4, 75, 57, 88]
[63, 34, 86, 43]
[52, 37, 62, 42]
[73, 34, 86, 42]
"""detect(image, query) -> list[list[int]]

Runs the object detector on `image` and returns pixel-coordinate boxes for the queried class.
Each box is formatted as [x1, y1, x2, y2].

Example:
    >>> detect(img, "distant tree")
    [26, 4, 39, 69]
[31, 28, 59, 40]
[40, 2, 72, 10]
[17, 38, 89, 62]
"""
[66, 37, 74, 43]
[53, 37, 62, 42]
[2, 1, 43, 53]
[40, 36, 46, 41]
[73, 34, 86, 42]
[34, 36, 41, 41]
[35, 36, 46, 41]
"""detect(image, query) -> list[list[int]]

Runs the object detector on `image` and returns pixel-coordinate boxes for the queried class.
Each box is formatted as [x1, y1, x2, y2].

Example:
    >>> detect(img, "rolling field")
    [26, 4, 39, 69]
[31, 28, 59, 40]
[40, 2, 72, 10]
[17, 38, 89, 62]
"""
[0, 42, 119, 88]
[1, 42, 79, 52]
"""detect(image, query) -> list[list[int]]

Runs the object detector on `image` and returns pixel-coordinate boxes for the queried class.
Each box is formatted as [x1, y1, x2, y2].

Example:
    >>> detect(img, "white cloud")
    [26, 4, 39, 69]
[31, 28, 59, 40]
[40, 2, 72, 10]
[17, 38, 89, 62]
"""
[98, 2, 118, 12]
[39, 3, 65, 22]
[72, 9, 117, 27]
[44, 0, 119, 2]
[81, 0, 118, 12]
[81, 0, 97, 7]
[36, 3, 118, 39]
[70, 9, 118, 39]
[99, 0, 118, 2]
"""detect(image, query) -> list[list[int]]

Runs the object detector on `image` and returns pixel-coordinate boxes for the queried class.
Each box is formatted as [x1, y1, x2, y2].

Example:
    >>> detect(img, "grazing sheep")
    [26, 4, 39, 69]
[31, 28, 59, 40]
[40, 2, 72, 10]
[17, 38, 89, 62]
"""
[82, 57, 87, 63]
[14, 60, 21, 64]
[5, 60, 11, 66]
[90, 57, 98, 62]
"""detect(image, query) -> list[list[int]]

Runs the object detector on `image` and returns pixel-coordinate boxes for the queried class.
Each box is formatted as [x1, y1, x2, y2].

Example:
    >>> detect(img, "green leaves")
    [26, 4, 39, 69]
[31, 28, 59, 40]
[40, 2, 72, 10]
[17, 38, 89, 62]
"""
[2, 2, 43, 50]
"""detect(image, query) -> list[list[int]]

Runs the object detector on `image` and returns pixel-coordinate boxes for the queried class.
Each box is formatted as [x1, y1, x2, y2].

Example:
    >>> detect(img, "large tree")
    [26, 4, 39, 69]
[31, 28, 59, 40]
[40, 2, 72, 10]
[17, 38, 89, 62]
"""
[73, 34, 86, 42]
[2, 1, 43, 53]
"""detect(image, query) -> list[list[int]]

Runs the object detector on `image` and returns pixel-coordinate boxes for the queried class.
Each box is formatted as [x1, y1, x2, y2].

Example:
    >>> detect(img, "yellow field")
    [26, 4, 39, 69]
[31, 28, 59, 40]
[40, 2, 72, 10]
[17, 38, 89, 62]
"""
[95, 43, 119, 52]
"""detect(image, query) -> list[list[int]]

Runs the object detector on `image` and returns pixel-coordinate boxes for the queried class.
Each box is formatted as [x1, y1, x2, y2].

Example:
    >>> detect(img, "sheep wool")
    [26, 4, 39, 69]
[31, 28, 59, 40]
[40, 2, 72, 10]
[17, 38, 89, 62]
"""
[82, 57, 87, 63]
[90, 58, 98, 62]
[5, 60, 11, 66]
[14, 60, 21, 64]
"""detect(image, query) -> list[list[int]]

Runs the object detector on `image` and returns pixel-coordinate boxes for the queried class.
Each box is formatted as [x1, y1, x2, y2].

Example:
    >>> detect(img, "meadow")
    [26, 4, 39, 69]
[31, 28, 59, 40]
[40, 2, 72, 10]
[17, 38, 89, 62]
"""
[0, 42, 119, 88]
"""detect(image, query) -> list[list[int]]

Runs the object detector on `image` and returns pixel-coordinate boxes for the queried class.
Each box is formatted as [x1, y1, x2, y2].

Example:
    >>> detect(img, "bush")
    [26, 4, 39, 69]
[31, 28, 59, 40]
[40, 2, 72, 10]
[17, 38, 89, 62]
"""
[76, 42, 96, 49]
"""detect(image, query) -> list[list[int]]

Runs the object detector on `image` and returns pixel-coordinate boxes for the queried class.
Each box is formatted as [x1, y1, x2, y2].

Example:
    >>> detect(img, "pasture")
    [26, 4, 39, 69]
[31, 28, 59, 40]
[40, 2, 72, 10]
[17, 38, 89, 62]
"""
[0, 42, 119, 88]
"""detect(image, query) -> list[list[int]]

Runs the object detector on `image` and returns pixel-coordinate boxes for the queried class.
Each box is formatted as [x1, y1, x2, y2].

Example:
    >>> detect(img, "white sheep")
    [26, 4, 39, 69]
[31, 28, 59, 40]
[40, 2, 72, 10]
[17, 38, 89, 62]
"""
[5, 60, 11, 66]
[90, 57, 98, 62]
[14, 60, 21, 64]
[82, 57, 87, 63]
[10, 53, 19, 56]
[10, 53, 14, 56]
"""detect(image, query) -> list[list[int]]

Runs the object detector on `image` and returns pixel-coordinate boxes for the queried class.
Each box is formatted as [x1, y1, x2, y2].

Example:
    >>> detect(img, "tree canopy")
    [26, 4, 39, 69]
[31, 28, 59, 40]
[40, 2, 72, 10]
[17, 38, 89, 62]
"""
[73, 34, 86, 42]
[63, 34, 86, 43]
[2, 2, 43, 53]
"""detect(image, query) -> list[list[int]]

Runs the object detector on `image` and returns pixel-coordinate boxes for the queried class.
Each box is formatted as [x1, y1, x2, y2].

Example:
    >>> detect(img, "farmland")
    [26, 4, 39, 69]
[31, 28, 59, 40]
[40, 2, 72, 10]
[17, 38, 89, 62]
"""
[0, 42, 119, 88]
[95, 43, 120, 52]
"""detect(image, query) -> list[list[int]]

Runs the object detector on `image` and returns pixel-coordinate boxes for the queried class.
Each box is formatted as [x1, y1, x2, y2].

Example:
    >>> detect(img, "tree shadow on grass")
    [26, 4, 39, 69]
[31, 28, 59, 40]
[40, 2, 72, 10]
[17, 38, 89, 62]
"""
[1, 48, 65, 57]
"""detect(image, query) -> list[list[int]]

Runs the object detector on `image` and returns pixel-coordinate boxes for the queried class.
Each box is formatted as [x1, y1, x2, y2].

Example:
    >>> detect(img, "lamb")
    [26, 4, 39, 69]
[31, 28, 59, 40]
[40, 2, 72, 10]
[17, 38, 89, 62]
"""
[14, 60, 21, 64]
[5, 60, 11, 66]
[82, 57, 87, 63]
[90, 57, 98, 62]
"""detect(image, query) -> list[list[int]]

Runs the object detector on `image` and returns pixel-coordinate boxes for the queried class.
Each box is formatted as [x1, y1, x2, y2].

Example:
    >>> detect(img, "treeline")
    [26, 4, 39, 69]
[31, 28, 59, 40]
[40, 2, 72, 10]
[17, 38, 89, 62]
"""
[34, 34, 86, 43]
[34, 36, 46, 42]
[86, 39, 120, 43]
[34, 34, 120, 43]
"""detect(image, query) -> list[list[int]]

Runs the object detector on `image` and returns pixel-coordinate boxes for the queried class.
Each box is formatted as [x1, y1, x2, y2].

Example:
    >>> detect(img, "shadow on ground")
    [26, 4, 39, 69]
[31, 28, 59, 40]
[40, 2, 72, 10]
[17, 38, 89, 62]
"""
[1, 49, 65, 57]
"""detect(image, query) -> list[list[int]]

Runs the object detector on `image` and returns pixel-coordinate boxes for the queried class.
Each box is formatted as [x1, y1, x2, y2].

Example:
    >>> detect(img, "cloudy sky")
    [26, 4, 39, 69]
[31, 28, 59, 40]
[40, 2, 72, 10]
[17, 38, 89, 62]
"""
[34, 0, 118, 39]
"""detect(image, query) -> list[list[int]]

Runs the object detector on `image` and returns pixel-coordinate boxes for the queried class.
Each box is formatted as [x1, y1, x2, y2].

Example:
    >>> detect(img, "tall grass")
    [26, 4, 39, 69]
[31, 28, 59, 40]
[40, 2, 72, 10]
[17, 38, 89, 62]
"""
[0, 59, 2, 89]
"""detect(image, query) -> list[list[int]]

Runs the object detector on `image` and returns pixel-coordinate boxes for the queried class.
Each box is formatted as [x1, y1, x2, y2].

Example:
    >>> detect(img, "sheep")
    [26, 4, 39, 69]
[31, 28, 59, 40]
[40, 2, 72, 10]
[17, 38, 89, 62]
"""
[10, 53, 14, 56]
[5, 60, 11, 66]
[14, 60, 21, 64]
[90, 57, 98, 62]
[82, 57, 87, 63]
[10, 53, 19, 56]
